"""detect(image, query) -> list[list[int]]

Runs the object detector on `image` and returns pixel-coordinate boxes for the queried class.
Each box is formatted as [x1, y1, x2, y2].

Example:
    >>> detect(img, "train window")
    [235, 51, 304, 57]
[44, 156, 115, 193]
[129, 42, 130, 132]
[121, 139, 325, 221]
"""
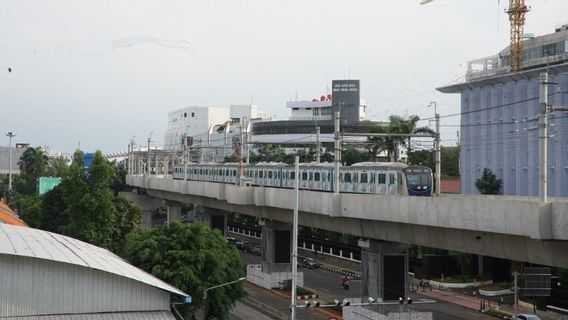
[277, 171, 281, 179]
[232, 170, 237, 176]
[302, 171, 308, 180]
[314, 172, 320, 181]
[226, 169, 230, 176]
[259, 171, 263, 178]
[360, 173, 368, 183]
[389, 173, 395, 185]
[344, 173, 351, 183]
[268, 171, 273, 179]
[290, 172, 295, 180]
[200, 169, 203, 175]
[378, 173, 386, 184]
[309, 172, 313, 181]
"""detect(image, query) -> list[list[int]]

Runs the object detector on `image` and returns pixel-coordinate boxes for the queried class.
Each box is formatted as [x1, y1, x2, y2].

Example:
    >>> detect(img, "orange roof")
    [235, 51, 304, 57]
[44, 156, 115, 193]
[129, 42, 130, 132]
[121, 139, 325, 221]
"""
[0, 202, 28, 227]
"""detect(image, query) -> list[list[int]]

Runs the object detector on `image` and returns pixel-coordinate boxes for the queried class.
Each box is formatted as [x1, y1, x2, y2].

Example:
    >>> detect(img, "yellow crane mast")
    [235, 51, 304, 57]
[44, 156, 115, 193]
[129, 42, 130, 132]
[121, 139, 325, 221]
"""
[506, 0, 530, 72]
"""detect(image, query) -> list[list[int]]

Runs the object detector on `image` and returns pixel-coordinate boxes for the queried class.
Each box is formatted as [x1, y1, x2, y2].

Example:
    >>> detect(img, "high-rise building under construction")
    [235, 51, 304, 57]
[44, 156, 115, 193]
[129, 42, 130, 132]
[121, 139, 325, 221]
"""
[439, 25, 568, 196]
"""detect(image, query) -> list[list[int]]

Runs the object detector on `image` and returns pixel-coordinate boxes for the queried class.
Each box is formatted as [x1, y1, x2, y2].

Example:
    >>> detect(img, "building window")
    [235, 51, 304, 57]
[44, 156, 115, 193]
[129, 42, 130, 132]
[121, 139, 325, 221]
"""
[292, 108, 299, 110]
[191, 112, 195, 117]
[184, 112, 187, 118]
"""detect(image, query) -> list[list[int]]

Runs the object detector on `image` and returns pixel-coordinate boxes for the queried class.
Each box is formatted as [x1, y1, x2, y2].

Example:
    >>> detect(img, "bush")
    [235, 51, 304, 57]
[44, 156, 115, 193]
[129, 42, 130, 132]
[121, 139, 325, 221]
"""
[279, 279, 314, 296]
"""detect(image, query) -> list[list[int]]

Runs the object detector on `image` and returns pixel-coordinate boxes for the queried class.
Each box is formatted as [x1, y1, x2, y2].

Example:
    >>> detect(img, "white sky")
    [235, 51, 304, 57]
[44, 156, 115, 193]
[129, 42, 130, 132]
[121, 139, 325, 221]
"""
[1, 0, 568, 153]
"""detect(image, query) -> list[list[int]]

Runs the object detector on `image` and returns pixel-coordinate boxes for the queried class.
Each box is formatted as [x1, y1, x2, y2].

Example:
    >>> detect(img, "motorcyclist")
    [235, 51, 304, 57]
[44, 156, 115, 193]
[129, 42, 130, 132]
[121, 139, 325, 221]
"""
[342, 276, 350, 289]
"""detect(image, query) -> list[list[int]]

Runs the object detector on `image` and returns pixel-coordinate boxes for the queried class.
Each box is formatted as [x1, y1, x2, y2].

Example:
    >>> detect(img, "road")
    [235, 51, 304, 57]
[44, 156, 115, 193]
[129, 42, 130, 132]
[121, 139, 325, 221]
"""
[229, 301, 273, 320]
[239, 250, 494, 320]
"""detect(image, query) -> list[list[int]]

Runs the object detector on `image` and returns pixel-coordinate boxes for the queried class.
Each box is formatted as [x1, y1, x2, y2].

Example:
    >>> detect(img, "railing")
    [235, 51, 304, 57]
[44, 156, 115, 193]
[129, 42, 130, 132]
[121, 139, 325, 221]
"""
[227, 225, 362, 262]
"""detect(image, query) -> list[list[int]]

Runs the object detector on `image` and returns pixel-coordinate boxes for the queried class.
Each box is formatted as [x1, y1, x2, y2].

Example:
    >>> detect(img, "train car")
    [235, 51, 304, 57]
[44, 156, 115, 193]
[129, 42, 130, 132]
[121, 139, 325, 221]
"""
[172, 161, 432, 197]
[342, 162, 407, 195]
[281, 162, 334, 192]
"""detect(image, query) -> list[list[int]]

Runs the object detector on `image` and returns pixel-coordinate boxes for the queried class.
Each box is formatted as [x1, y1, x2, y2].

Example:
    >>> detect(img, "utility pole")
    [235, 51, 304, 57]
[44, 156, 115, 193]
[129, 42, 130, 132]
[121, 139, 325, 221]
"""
[435, 113, 441, 196]
[291, 156, 299, 320]
[6, 132, 15, 192]
[334, 112, 341, 194]
[315, 126, 321, 163]
[147, 135, 152, 175]
[539, 72, 548, 203]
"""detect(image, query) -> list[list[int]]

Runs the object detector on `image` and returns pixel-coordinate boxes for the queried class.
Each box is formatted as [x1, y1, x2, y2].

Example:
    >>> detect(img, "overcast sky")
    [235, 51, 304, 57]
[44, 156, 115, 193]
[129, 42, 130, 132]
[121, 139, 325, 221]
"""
[2, 0, 568, 154]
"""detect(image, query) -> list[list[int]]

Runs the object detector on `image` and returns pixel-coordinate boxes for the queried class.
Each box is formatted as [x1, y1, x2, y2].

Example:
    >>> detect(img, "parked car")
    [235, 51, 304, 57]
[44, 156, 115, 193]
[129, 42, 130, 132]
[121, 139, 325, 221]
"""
[513, 315, 541, 320]
[236, 241, 252, 252]
[298, 257, 320, 269]
[250, 244, 263, 256]
[226, 237, 237, 246]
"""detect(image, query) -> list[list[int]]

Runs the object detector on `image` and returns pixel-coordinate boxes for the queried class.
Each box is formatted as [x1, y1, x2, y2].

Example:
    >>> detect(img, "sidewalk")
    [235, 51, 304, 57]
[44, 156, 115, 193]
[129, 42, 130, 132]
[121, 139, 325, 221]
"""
[416, 287, 566, 320]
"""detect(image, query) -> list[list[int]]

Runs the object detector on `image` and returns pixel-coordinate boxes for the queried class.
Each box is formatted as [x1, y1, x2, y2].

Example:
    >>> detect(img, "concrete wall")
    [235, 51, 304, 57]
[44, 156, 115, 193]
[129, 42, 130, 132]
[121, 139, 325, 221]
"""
[127, 175, 568, 268]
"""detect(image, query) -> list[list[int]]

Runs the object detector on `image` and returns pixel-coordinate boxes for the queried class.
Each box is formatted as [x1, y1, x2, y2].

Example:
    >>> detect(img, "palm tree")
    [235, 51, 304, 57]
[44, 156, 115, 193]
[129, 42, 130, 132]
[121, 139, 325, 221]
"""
[387, 115, 436, 162]
[19, 147, 48, 179]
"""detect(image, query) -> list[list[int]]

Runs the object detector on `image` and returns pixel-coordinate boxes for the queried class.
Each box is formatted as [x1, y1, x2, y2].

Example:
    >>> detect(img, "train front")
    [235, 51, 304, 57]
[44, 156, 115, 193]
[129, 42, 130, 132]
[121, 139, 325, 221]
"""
[403, 165, 433, 196]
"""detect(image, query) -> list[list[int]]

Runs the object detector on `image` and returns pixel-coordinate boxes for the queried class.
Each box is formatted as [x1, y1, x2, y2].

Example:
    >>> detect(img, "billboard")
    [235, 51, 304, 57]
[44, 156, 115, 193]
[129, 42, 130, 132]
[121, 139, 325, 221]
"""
[332, 79, 360, 124]
[38, 177, 62, 195]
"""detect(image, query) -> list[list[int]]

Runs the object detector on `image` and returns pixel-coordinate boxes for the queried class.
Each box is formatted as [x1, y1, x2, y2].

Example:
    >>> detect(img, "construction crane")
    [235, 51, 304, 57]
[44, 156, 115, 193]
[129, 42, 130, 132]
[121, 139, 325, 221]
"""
[506, 0, 530, 72]
[421, 0, 530, 72]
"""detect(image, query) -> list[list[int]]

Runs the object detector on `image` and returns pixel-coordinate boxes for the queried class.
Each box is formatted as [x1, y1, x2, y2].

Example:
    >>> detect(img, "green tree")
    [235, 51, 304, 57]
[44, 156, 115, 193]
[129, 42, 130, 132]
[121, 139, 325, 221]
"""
[46, 156, 69, 178]
[18, 194, 42, 227]
[342, 148, 367, 166]
[64, 150, 117, 249]
[40, 185, 69, 233]
[113, 195, 142, 247]
[449, 251, 474, 275]
[475, 168, 502, 195]
[387, 115, 435, 162]
[17, 147, 48, 195]
[441, 146, 460, 177]
[122, 222, 246, 319]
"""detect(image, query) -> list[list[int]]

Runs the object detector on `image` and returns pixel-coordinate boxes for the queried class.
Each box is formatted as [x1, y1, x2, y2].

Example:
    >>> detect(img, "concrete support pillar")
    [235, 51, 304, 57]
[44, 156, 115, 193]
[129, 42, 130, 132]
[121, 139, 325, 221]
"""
[359, 240, 409, 301]
[478, 255, 484, 277]
[166, 203, 182, 226]
[261, 220, 292, 273]
[196, 206, 228, 235]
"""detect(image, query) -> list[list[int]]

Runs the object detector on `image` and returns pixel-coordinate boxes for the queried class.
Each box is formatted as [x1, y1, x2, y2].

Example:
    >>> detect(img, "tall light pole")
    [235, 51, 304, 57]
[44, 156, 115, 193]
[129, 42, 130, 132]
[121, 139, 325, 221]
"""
[6, 132, 15, 192]
[147, 132, 153, 175]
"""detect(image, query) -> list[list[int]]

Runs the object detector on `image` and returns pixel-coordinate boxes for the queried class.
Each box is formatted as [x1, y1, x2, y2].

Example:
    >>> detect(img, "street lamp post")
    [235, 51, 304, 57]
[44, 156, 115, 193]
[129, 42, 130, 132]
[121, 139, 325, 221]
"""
[202, 277, 246, 318]
[6, 132, 15, 192]
[428, 102, 441, 196]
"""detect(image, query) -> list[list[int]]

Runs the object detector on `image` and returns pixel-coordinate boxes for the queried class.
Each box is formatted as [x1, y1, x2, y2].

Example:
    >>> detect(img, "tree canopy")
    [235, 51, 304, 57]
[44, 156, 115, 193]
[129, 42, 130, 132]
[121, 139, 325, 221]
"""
[475, 168, 502, 195]
[122, 222, 246, 319]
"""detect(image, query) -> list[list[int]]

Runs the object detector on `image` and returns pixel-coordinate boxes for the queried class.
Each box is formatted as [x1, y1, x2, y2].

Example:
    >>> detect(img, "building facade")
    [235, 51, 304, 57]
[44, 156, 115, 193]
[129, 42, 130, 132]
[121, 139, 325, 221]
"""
[439, 25, 568, 196]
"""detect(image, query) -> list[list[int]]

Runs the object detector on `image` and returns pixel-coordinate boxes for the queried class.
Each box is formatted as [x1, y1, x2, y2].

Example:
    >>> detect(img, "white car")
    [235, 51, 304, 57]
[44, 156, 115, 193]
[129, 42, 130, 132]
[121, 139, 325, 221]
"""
[513, 314, 541, 320]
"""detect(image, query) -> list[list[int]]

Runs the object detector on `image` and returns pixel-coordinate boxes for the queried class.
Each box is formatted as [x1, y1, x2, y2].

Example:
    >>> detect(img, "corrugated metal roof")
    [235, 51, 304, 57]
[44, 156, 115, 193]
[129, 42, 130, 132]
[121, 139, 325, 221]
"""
[0, 202, 28, 226]
[1, 311, 177, 320]
[0, 224, 187, 297]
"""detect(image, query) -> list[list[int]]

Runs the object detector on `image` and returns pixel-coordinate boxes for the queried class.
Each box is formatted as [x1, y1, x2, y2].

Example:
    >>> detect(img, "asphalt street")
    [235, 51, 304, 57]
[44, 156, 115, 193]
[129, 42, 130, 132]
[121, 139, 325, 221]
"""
[238, 251, 495, 320]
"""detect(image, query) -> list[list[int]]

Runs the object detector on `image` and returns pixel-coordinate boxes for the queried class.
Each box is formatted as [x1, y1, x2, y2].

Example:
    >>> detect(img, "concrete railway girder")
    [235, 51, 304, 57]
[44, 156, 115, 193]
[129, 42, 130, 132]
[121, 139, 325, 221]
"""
[129, 175, 568, 268]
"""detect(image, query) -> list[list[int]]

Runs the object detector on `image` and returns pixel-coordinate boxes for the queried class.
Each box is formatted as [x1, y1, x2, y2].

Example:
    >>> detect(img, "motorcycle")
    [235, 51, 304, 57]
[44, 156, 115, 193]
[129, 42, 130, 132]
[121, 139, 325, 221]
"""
[342, 279, 350, 290]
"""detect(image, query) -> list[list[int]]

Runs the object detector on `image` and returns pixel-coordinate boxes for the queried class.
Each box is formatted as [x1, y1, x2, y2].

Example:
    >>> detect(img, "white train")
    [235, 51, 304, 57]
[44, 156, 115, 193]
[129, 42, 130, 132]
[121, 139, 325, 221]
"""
[172, 162, 433, 196]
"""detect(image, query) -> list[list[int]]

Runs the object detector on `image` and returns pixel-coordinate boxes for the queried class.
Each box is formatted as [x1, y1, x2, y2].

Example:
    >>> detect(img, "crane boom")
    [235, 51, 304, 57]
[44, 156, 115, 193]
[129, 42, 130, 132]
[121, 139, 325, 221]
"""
[506, 0, 529, 72]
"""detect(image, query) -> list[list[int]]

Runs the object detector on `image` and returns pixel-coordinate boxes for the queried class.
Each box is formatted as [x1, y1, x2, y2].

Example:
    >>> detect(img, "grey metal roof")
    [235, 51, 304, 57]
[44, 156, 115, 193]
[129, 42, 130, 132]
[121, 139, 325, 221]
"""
[1, 311, 177, 320]
[0, 224, 187, 297]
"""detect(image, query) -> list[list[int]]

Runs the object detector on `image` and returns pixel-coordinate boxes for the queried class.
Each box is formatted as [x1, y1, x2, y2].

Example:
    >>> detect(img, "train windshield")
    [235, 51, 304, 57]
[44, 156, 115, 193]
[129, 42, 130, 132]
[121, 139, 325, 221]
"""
[406, 173, 431, 187]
